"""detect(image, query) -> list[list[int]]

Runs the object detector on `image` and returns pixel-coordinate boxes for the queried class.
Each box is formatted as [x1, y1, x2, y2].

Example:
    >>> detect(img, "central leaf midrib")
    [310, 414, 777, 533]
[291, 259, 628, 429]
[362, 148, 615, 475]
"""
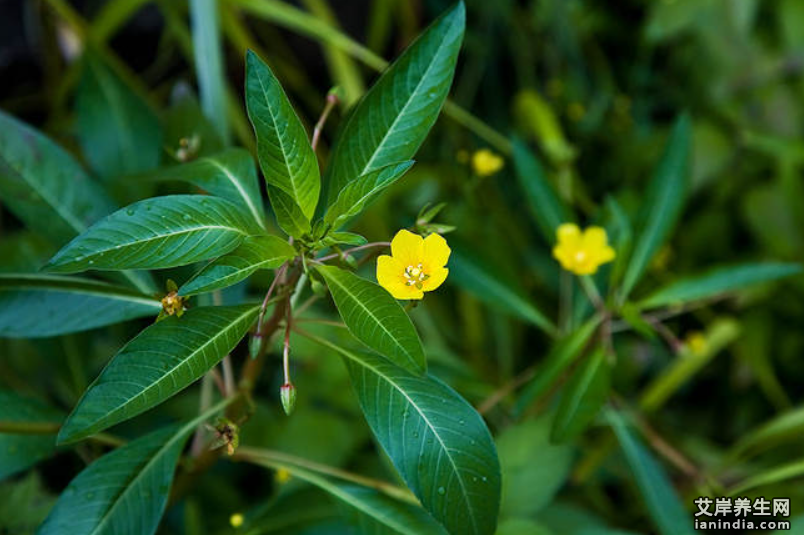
[357, 16, 458, 177]
[254, 71, 308, 214]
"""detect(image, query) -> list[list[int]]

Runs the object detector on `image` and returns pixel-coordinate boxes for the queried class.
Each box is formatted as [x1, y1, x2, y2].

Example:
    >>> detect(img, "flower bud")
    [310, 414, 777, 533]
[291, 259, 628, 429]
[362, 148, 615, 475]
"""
[249, 333, 262, 360]
[280, 382, 296, 415]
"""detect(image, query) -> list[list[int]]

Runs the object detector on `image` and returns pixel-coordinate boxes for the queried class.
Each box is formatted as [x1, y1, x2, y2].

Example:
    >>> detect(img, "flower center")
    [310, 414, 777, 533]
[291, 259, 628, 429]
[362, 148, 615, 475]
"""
[404, 263, 429, 289]
[574, 250, 587, 263]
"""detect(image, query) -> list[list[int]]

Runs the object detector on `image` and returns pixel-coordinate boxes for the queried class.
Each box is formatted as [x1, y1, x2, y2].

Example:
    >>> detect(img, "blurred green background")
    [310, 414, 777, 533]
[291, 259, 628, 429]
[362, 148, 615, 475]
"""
[2, 0, 804, 533]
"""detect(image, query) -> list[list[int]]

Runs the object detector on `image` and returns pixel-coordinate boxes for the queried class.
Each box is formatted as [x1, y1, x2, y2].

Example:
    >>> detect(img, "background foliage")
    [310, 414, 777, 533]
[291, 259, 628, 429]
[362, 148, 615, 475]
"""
[2, 0, 804, 534]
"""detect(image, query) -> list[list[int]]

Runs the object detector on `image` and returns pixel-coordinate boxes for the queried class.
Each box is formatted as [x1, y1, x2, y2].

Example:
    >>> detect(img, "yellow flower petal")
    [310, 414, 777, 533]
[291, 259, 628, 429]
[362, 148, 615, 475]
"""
[390, 229, 423, 267]
[582, 226, 608, 249]
[423, 233, 451, 268]
[424, 267, 449, 292]
[556, 223, 581, 246]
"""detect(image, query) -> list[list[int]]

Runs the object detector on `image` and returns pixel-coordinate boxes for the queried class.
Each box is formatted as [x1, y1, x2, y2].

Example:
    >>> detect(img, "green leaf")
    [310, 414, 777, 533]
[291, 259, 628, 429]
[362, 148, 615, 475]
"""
[0, 390, 63, 480]
[638, 262, 802, 309]
[0, 274, 160, 338]
[316, 265, 426, 374]
[450, 245, 557, 336]
[323, 161, 414, 230]
[551, 348, 611, 442]
[620, 114, 692, 300]
[58, 304, 259, 443]
[190, 0, 230, 143]
[179, 235, 295, 296]
[607, 409, 694, 535]
[44, 195, 261, 273]
[39, 399, 232, 535]
[76, 53, 162, 179]
[245, 50, 320, 221]
[243, 453, 446, 535]
[514, 316, 601, 416]
[334, 485, 447, 535]
[147, 148, 266, 230]
[310, 337, 501, 535]
[496, 416, 573, 518]
[318, 232, 368, 248]
[729, 405, 804, 461]
[511, 137, 571, 243]
[0, 110, 115, 245]
[324, 2, 465, 200]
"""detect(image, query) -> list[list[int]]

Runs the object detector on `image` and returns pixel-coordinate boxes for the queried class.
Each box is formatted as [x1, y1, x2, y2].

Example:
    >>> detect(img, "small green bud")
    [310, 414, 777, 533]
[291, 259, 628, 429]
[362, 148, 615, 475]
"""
[249, 333, 263, 360]
[280, 383, 296, 415]
[311, 279, 327, 296]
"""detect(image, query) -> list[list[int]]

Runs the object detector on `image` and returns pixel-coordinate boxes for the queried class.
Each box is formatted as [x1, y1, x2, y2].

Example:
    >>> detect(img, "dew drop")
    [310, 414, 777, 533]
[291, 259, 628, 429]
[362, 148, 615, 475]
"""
[412, 431, 419, 438]
[183, 214, 191, 221]
[481, 476, 487, 482]
[126, 208, 135, 216]
[85, 492, 95, 500]
[88, 260, 95, 265]
[459, 419, 465, 426]
[437, 486, 446, 496]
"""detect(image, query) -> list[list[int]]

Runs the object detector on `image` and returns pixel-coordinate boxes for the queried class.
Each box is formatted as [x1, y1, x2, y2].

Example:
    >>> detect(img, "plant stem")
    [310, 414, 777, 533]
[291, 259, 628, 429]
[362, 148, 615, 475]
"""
[234, 446, 418, 504]
[282, 296, 292, 385]
[316, 241, 390, 262]
[256, 263, 287, 335]
[311, 92, 339, 151]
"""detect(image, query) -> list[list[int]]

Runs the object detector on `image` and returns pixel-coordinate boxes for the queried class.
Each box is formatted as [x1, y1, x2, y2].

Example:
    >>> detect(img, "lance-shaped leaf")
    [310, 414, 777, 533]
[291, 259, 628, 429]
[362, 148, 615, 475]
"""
[0, 390, 63, 480]
[551, 348, 612, 442]
[0, 111, 154, 293]
[608, 409, 694, 535]
[0, 274, 161, 338]
[450, 245, 557, 337]
[179, 236, 295, 296]
[245, 50, 320, 221]
[323, 161, 414, 230]
[638, 262, 802, 309]
[314, 339, 501, 535]
[39, 400, 231, 535]
[0, 110, 115, 246]
[147, 148, 265, 229]
[58, 304, 259, 443]
[316, 265, 425, 374]
[620, 114, 692, 300]
[511, 137, 571, 243]
[76, 54, 162, 179]
[268, 184, 312, 238]
[324, 2, 465, 200]
[44, 195, 262, 273]
[242, 451, 447, 534]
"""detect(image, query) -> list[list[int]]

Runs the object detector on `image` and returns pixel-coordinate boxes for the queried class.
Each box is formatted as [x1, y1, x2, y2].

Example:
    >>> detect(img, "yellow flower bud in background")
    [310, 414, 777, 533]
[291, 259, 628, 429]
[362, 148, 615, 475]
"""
[471, 148, 504, 176]
[275, 467, 291, 484]
[229, 513, 244, 528]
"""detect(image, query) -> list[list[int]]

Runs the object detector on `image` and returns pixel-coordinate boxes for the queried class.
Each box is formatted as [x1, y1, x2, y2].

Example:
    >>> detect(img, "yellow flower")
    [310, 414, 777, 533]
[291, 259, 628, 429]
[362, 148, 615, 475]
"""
[684, 331, 708, 356]
[229, 513, 244, 528]
[377, 229, 450, 300]
[471, 148, 504, 176]
[275, 467, 291, 484]
[552, 223, 615, 275]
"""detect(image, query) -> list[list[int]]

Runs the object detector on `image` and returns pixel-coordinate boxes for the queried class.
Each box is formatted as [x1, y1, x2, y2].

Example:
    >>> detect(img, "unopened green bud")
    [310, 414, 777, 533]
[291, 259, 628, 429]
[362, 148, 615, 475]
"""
[249, 333, 263, 360]
[311, 279, 327, 296]
[280, 383, 296, 415]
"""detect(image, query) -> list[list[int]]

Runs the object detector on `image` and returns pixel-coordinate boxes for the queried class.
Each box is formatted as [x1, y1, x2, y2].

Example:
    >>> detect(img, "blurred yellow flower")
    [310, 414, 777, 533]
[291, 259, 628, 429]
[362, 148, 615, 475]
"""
[229, 513, 244, 528]
[377, 229, 450, 300]
[552, 223, 615, 275]
[685, 331, 708, 356]
[275, 467, 291, 484]
[471, 148, 504, 176]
